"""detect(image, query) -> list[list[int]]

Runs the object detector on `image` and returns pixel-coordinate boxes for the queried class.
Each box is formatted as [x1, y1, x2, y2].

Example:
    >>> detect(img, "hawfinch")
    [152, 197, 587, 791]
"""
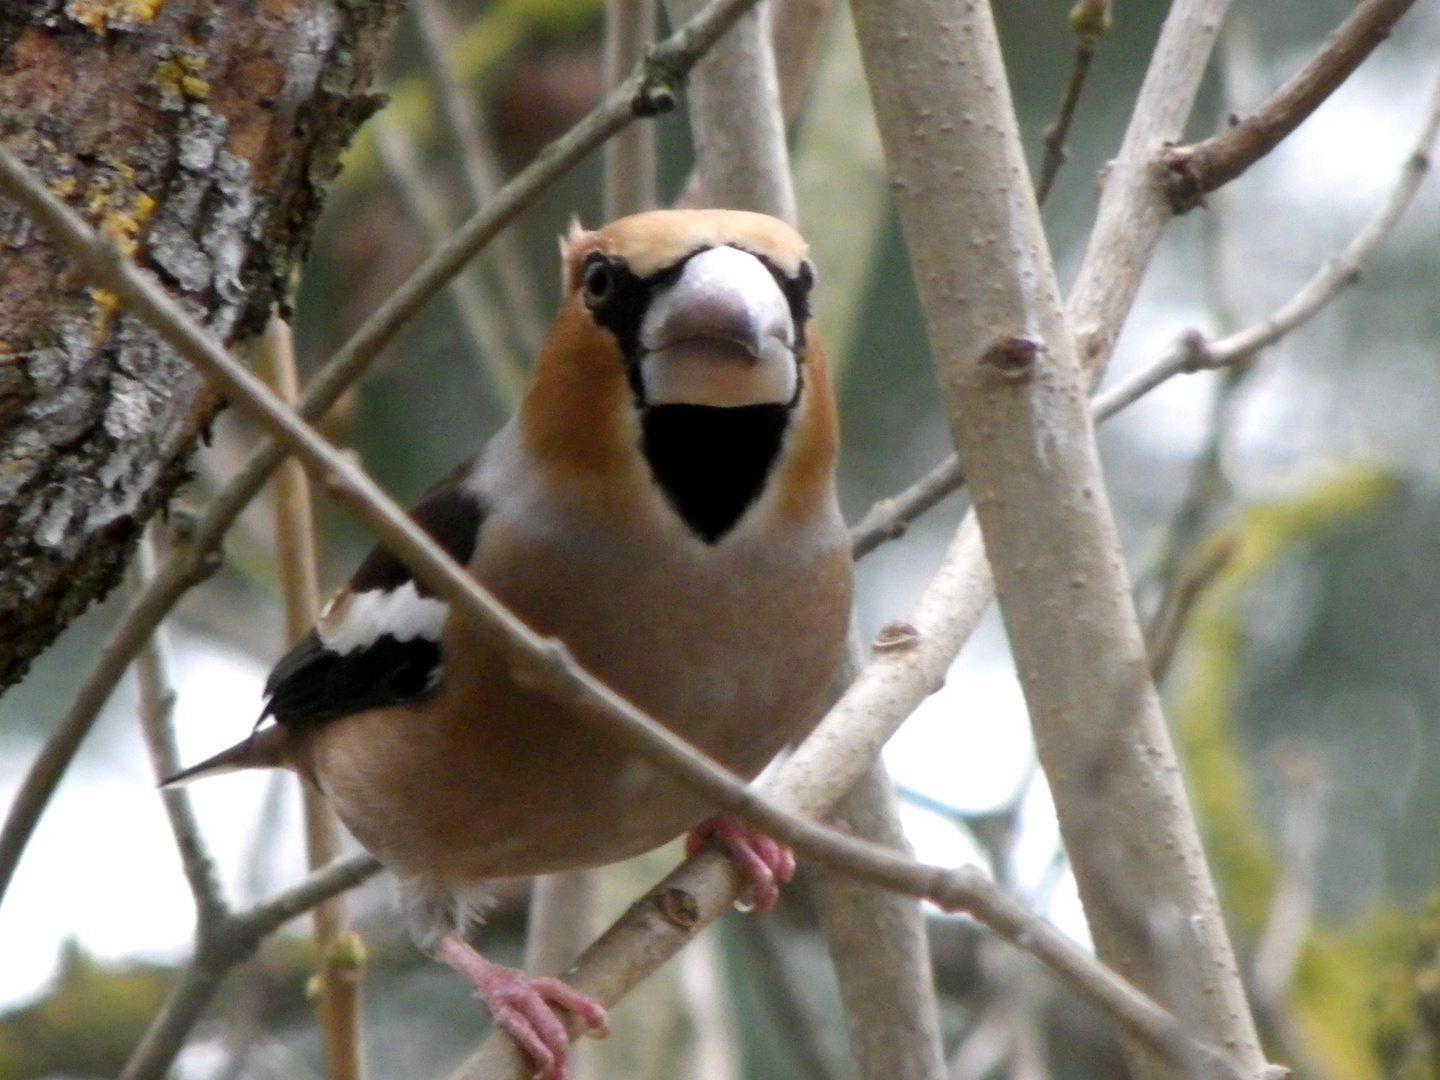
[171, 209, 852, 1080]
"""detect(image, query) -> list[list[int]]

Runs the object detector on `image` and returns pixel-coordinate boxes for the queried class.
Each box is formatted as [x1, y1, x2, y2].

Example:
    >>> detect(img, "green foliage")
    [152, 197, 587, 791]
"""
[1167, 462, 1429, 1076]
[1171, 462, 1398, 938]
[1367, 890, 1440, 1080]
[1293, 911, 1413, 1080]
[0, 940, 177, 1080]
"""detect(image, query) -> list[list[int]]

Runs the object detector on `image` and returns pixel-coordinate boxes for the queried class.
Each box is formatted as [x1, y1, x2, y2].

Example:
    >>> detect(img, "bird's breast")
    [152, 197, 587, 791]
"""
[307, 490, 850, 888]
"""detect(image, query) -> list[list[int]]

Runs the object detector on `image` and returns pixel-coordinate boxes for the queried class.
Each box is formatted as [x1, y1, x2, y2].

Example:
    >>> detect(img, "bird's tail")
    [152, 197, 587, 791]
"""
[162, 724, 288, 787]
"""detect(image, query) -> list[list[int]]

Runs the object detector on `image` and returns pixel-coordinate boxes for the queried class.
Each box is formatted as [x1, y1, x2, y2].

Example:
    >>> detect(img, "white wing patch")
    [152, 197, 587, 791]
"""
[318, 582, 451, 655]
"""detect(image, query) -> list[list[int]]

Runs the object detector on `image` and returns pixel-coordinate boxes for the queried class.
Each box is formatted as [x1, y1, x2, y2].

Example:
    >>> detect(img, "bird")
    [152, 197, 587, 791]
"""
[168, 208, 852, 1080]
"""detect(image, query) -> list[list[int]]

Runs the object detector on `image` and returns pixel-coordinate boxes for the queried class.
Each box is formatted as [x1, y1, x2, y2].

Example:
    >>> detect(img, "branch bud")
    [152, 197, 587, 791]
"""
[1068, 0, 1112, 42]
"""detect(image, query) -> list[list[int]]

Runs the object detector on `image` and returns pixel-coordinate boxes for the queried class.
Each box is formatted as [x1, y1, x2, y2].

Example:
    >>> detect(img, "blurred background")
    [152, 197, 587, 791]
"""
[4, 0, 1440, 1076]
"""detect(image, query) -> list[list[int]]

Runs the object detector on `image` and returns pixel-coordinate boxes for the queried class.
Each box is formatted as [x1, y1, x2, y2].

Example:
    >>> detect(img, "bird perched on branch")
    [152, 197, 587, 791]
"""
[169, 209, 851, 1080]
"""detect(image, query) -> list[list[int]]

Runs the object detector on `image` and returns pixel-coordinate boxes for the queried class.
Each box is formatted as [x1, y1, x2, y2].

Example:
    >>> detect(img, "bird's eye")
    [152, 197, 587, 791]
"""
[795, 259, 816, 295]
[583, 257, 616, 305]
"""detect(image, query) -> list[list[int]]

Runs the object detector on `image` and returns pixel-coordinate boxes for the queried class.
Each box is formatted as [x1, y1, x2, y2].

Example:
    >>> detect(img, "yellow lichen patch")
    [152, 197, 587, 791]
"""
[98, 192, 156, 258]
[154, 54, 210, 104]
[81, 175, 158, 343]
[66, 0, 167, 34]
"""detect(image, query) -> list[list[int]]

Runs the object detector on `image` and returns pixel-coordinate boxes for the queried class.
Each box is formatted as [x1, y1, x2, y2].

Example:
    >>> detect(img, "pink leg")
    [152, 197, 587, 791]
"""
[434, 932, 608, 1080]
[685, 814, 796, 914]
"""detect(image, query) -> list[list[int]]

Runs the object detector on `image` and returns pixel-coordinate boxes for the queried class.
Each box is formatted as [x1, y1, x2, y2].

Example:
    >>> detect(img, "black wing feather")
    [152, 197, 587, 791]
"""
[264, 631, 443, 728]
[263, 464, 486, 730]
[350, 462, 488, 595]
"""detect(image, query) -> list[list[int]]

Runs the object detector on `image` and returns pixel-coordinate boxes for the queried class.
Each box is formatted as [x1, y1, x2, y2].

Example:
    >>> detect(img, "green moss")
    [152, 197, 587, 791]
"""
[1171, 462, 1398, 937]
[0, 942, 178, 1080]
[1167, 463, 1433, 1074]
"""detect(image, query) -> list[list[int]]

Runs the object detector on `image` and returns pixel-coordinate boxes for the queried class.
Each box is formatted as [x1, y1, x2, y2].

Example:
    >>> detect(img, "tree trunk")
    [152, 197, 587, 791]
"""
[0, 0, 402, 689]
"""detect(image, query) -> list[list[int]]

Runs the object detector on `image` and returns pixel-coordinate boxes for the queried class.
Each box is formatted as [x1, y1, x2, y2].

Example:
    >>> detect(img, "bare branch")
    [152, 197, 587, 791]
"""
[374, 111, 530, 405]
[258, 315, 365, 1080]
[604, 0, 660, 218]
[849, 456, 964, 558]
[772, 0, 836, 120]
[812, 761, 947, 1080]
[1096, 68, 1440, 420]
[1064, 0, 1234, 382]
[850, 0, 1266, 1077]
[1163, 0, 1422, 213]
[120, 853, 381, 1080]
[524, 871, 601, 978]
[664, 0, 795, 222]
[130, 530, 228, 923]
[1144, 536, 1239, 682]
[1251, 747, 1333, 1080]
[413, 0, 550, 357]
[1035, 0, 1112, 206]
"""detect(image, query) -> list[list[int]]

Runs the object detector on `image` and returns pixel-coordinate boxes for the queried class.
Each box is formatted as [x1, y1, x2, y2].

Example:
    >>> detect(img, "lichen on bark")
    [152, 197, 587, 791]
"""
[0, 0, 402, 689]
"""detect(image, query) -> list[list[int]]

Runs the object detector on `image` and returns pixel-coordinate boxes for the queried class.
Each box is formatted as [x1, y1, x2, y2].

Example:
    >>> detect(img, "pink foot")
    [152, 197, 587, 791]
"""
[434, 932, 608, 1080]
[685, 814, 796, 913]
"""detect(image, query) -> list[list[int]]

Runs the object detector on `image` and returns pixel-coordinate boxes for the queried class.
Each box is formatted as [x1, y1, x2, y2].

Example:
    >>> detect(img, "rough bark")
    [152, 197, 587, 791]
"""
[0, 0, 401, 689]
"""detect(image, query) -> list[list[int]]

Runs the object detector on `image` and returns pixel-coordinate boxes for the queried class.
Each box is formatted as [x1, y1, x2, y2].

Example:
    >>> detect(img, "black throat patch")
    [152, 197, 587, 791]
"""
[641, 403, 791, 544]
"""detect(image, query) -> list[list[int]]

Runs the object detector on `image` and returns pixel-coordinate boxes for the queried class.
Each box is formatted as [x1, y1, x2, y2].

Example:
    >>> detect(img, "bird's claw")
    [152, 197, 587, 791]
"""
[435, 933, 608, 1080]
[685, 814, 796, 913]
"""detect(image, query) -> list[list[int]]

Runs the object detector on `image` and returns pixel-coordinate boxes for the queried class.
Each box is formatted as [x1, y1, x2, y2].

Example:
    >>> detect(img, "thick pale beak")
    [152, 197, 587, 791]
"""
[638, 245, 798, 407]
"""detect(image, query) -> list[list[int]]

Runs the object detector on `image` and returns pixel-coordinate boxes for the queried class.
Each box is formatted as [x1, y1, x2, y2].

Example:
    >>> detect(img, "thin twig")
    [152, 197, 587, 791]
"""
[411, 0, 549, 358]
[0, 521, 222, 907]
[1035, 0, 1112, 206]
[0, 150, 1249, 1080]
[1138, 44, 1254, 663]
[1163, 0, 1422, 212]
[258, 314, 365, 1080]
[855, 61, 1439, 565]
[736, 917, 846, 1080]
[374, 111, 530, 405]
[604, 0, 659, 218]
[524, 870, 600, 978]
[0, 0, 765, 916]
[1064, 0, 1234, 383]
[130, 529, 228, 924]
[812, 761, 947, 1080]
[120, 853, 381, 1080]
[849, 455, 964, 558]
[1251, 746, 1333, 1080]
[1096, 67, 1440, 421]
[771, 0, 835, 121]
[1144, 535, 1239, 682]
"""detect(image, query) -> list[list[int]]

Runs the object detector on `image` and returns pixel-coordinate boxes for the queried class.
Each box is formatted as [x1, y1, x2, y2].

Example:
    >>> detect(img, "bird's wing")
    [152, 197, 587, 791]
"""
[263, 461, 486, 730]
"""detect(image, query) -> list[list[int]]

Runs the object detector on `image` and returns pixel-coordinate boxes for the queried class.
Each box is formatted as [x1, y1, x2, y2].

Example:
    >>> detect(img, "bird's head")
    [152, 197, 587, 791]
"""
[522, 209, 837, 544]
